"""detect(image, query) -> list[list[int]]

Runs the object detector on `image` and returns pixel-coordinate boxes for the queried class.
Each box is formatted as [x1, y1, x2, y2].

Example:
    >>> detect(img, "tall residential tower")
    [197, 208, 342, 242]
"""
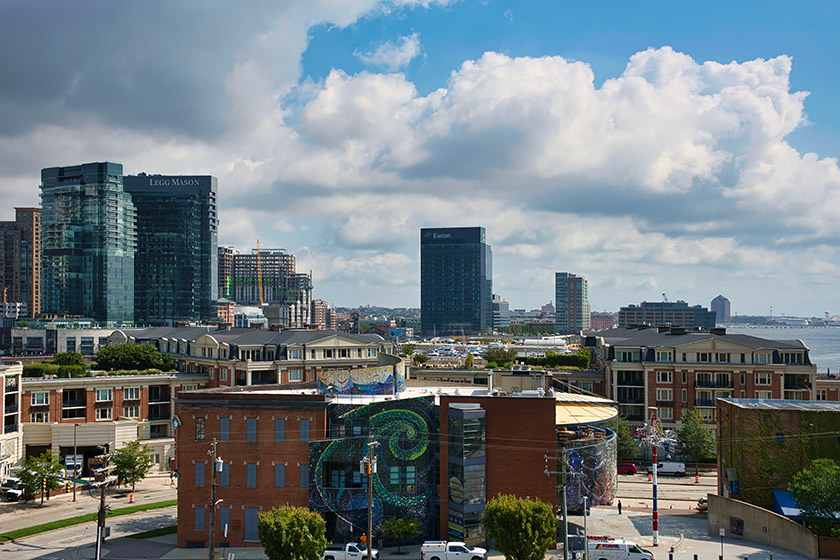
[0, 208, 41, 316]
[554, 272, 590, 334]
[124, 174, 218, 325]
[40, 162, 136, 325]
[420, 227, 492, 336]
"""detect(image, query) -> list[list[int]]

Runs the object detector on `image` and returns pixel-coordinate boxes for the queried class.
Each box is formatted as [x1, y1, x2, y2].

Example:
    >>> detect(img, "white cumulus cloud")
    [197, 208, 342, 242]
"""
[355, 32, 423, 71]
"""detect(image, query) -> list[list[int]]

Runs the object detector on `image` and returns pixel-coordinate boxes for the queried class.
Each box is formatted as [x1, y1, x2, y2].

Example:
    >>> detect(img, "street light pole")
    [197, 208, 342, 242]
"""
[582, 496, 588, 560]
[366, 441, 379, 560]
[208, 438, 218, 560]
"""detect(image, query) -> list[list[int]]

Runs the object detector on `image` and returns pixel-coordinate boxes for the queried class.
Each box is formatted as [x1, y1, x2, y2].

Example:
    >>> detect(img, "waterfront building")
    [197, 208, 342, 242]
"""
[40, 162, 136, 325]
[420, 227, 492, 336]
[587, 326, 816, 426]
[0, 208, 41, 317]
[711, 295, 731, 323]
[618, 300, 716, 330]
[555, 272, 591, 334]
[124, 174, 218, 325]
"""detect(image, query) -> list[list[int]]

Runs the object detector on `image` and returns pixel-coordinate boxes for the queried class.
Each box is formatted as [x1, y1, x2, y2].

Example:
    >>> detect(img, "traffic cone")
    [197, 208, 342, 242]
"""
[695, 475, 699, 483]
[129, 493, 135, 504]
[648, 473, 652, 481]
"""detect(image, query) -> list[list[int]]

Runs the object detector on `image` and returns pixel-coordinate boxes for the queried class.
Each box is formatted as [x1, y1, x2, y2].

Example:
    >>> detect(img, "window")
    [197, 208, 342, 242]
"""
[658, 407, 673, 420]
[682, 372, 687, 384]
[716, 353, 730, 363]
[246, 418, 257, 442]
[66, 337, 76, 352]
[300, 419, 310, 443]
[275, 419, 285, 442]
[617, 350, 640, 362]
[219, 506, 230, 533]
[31, 392, 49, 406]
[95, 408, 112, 420]
[756, 391, 772, 400]
[288, 349, 301, 360]
[218, 417, 229, 441]
[656, 389, 672, 402]
[31, 412, 49, 423]
[740, 373, 745, 385]
[324, 349, 333, 358]
[220, 462, 230, 486]
[195, 418, 206, 441]
[682, 353, 687, 362]
[406, 465, 415, 486]
[698, 352, 711, 363]
[389, 466, 400, 487]
[817, 390, 827, 401]
[195, 462, 205, 487]
[182, 385, 197, 392]
[755, 373, 771, 385]
[696, 409, 715, 421]
[682, 389, 687, 402]
[246, 463, 257, 487]
[339, 348, 349, 358]
[244, 508, 260, 542]
[756, 353, 769, 364]
[300, 465, 309, 488]
[656, 371, 672, 384]
[124, 387, 140, 400]
[368, 348, 377, 357]
[95, 389, 112, 402]
[123, 406, 139, 418]
[656, 351, 671, 362]
[289, 369, 303, 382]
[195, 506, 205, 531]
[275, 464, 285, 487]
[220, 368, 228, 381]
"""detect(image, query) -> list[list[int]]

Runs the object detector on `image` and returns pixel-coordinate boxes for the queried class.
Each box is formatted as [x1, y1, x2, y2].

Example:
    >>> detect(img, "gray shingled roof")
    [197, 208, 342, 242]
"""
[121, 327, 383, 348]
[594, 327, 807, 350]
[721, 398, 840, 411]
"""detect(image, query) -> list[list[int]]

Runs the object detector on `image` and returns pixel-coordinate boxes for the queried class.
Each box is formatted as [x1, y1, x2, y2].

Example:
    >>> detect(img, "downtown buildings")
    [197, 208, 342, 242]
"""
[420, 227, 492, 336]
[0, 208, 41, 318]
[555, 272, 591, 334]
[711, 295, 731, 323]
[618, 300, 717, 330]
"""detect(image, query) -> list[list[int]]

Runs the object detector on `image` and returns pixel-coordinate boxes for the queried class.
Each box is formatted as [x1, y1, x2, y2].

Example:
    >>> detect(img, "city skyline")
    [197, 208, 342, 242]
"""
[1, 2, 839, 316]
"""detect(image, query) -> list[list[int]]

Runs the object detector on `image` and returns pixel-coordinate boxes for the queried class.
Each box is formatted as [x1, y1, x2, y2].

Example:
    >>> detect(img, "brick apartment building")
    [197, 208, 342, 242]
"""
[587, 326, 816, 426]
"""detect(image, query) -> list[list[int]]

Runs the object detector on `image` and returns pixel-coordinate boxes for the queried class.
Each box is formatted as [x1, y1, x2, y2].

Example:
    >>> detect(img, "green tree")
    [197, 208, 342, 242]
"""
[19, 451, 64, 504]
[676, 409, 716, 474]
[789, 458, 840, 536]
[258, 505, 328, 560]
[401, 343, 416, 356]
[482, 494, 557, 560]
[482, 347, 518, 366]
[54, 351, 85, 367]
[413, 354, 430, 366]
[462, 353, 475, 369]
[608, 415, 640, 461]
[96, 343, 174, 371]
[381, 517, 421, 552]
[111, 440, 154, 492]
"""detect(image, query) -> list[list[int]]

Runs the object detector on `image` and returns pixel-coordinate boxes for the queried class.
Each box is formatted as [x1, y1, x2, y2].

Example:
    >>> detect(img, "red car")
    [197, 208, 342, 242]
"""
[617, 463, 638, 474]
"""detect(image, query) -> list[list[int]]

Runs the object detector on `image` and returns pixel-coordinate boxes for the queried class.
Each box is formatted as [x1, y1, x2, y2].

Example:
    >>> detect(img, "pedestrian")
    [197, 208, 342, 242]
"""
[618, 500, 622, 515]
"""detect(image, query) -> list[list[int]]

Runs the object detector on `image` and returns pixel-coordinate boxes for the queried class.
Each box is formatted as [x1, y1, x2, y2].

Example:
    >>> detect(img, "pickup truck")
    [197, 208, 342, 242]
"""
[1, 476, 24, 501]
[421, 541, 487, 560]
[321, 543, 378, 560]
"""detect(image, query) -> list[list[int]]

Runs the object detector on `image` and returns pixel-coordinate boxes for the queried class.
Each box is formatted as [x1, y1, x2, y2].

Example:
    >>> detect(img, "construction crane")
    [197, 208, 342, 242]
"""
[256, 238, 264, 306]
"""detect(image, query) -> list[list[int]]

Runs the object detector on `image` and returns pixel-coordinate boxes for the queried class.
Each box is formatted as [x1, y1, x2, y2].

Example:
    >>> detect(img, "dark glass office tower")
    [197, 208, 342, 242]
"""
[420, 227, 492, 336]
[41, 162, 136, 325]
[124, 174, 218, 325]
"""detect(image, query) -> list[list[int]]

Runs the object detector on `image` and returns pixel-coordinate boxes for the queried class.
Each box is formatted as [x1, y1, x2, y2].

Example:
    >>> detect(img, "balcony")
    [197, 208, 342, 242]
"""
[695, 379, 733, 389]
[784, 376, 811, 390]
[616, 376, 645, 387]
[655, 400, 673, 406]
[62, 400, 86, 409]
[695, 398, 716, 407]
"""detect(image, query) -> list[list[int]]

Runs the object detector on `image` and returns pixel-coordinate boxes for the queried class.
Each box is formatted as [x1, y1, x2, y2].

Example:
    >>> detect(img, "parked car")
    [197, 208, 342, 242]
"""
[1, 476, 24, 501]
[421, 541, 487, 560]
[696, 497, 708, 513]
[588, 538, 654, 560]
[646, 462, 686, 476]
[617, 463, 637, 475]
[321, 543, 378, 560]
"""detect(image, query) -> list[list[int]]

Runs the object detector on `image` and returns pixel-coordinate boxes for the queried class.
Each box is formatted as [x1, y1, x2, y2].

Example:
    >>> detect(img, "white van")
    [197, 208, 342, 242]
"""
[588, 538, 653, 560]
[646, 462, 686, 476]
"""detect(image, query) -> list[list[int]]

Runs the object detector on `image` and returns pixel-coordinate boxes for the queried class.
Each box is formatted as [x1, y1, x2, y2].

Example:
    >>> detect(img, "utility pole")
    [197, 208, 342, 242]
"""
[649, 407, 659, 547]
[73, 423, 79, 502]
[94, 450, 112, 560]
[208, 438, 220, 560]
[582, 496, 589, 560]
[545, 451, 570, 560]
[365, 441, 379, 560]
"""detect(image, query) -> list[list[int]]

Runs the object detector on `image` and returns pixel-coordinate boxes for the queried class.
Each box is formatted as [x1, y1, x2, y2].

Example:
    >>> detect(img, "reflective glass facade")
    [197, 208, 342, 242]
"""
[40, 162, 136, 325]
[420, 227, 492, 335]
[446, 404, 486, 545]
[124, 175, 218, 325]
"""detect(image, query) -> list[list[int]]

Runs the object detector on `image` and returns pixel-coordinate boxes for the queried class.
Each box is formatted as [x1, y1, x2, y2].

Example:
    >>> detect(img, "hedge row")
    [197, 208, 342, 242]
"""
[23, 364, 89, 378]
[521, 351, 590, 369]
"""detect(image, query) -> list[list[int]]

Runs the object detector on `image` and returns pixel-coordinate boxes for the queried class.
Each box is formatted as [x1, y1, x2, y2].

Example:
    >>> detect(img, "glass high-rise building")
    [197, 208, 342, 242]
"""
[555, 272, 591, 334]
[124, 174, 218, 325]
[0, 208, 41, 317]
[420, 227, 492, 336]
[40, 162, 136, 325]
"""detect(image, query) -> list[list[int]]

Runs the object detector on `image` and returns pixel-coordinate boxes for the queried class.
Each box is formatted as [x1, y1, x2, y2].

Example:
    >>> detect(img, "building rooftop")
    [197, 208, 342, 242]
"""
[720, 398, 840, 411]
[590, 326, 809, 351]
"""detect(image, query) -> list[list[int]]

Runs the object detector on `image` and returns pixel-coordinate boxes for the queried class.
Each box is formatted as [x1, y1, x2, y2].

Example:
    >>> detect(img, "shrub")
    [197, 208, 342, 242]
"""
[57, 365, 85, 378]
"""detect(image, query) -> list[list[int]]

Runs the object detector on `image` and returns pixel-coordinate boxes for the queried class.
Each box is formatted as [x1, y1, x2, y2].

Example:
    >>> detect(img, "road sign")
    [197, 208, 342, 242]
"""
[172, 415, 181, 429]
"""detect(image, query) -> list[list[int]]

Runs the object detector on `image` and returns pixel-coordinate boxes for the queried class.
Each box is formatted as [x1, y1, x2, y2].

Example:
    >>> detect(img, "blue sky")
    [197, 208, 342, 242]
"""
[1, 0, 839, 317]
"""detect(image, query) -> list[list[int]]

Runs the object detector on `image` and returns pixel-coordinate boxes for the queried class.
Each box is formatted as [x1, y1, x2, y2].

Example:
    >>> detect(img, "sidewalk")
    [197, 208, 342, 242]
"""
[0, 471, 177, 535]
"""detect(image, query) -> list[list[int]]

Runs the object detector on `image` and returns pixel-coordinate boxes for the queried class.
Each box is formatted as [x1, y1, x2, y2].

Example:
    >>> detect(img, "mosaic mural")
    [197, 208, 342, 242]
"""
[562, 426, 617, 511]
[317, 365, 406, 395]
[309, 396, 436, 543]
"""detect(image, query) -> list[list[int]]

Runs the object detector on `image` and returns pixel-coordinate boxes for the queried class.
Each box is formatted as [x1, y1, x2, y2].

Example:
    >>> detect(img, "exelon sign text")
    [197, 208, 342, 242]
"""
[432, 233, 451, 239]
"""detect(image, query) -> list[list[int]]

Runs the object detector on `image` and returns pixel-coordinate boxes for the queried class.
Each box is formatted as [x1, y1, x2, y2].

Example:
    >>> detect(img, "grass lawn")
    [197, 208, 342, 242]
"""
[0, 499, 177, 543]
